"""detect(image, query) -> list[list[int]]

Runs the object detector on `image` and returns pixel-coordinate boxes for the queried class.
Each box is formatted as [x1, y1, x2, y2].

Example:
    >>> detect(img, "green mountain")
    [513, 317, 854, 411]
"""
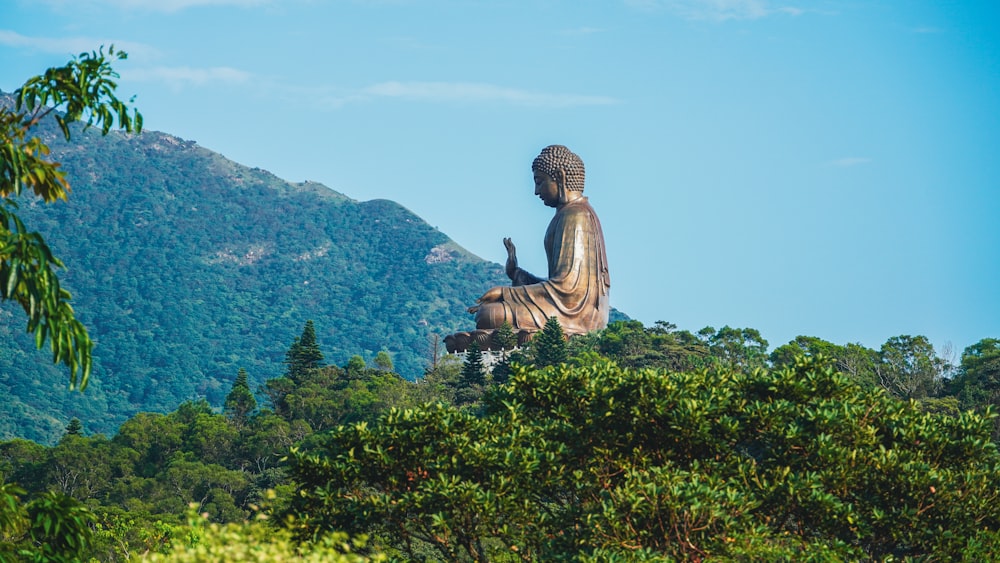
[2, 113, 510, 443]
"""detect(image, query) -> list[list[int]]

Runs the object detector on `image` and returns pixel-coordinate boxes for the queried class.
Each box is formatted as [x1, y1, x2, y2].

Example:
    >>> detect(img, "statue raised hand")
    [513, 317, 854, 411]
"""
[504, 237, 518, 281]
[467, 238, 517, 314]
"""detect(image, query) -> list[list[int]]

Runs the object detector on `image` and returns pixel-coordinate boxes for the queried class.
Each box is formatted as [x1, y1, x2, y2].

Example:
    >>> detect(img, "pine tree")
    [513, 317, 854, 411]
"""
[64, 418, 83, 437]
[285, 320, 325, 382]
[225, 368, 257, 427]
[534, 317, 568, 368]
[297, 320, 325, 367]
[461, 340, 487, 387]
[494, 321, 518, 351]
[284, 337, 302, 380]
[491, 321, 518, 385]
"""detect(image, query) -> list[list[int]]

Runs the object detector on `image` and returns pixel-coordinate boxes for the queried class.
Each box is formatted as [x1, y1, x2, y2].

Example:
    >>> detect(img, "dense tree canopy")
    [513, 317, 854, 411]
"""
[950, 338, 1000, 437]
[289, 356, 1000, 561]
[1, 320, 998, 560]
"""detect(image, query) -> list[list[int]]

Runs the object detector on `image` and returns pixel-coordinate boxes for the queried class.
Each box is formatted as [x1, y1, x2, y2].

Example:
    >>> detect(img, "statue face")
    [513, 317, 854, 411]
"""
[533, 170, 560, 207]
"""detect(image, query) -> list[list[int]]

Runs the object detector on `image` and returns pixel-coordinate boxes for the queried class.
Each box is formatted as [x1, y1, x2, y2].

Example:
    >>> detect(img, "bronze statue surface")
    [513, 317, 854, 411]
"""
[466, 144, 610, 340]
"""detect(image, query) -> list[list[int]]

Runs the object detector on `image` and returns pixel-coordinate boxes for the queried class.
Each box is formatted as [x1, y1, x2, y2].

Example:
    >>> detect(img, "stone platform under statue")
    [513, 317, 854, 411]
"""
[444, 328, 534, 354]
[445, 145, 610, 354]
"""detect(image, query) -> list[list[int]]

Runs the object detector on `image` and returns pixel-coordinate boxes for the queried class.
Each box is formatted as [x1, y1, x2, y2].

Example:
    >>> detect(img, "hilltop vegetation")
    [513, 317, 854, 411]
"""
[0, 89, 515, 442]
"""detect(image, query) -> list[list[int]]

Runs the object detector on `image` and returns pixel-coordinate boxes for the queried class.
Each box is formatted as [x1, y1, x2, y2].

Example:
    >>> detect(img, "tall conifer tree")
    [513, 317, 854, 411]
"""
[64, 418, 83, 437]
[285, 320, 325, 382]
[461, 340, 487, 387]
[297, 320, 325, 367]
[534, 317, 568, 368]
[494, 322, 518, 351]
[492, 321, 518, 385]
[225, 368, 257, 427]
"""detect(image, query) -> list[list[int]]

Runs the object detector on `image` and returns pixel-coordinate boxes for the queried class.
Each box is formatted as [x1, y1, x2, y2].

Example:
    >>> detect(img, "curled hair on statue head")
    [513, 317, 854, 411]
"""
[532, 145, 585, 192]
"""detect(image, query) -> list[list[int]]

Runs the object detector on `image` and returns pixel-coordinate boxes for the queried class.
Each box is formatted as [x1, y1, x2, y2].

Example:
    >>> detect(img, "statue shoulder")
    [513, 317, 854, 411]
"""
[559, 198, 600, 223]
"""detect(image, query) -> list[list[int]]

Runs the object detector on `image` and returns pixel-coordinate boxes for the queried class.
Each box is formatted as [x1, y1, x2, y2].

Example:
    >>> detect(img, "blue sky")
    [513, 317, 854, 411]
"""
[2, 0, 998, 356]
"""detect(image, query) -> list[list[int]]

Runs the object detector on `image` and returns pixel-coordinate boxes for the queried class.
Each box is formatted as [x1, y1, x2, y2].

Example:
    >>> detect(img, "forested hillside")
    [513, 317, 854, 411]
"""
[0, 100, 511, 443]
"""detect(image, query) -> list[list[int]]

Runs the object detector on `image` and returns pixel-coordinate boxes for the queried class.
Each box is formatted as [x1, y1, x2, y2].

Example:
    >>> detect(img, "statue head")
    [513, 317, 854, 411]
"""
[532, 145, 585, 193]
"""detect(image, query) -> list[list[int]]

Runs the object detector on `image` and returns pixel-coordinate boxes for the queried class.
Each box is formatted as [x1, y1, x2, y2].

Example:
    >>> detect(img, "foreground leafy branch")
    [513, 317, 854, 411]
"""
[0, 46, 141, 389]
[0, 483, 97, 562]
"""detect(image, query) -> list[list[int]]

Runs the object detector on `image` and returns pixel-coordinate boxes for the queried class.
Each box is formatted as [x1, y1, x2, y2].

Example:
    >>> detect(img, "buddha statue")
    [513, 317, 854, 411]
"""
[464, 145, 610, 344]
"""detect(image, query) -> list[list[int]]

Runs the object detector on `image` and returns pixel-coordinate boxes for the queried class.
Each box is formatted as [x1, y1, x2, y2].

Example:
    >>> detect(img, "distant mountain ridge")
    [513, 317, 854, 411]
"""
[1, 101, 511, 443]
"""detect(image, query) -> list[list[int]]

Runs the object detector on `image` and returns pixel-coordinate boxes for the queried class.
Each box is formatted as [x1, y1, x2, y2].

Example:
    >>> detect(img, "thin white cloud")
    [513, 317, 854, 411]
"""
[381, 36, 438, 50]
[677, 0, 769, 20]
[561, 27, 606, 35]
[0, 30, 157, 58]
[254, 82, 361, 110]
[625, 0, 803, 21]
[123, 66, 252, 90]
[38, 0, 269, 13]
[775, 6, 803, 16]
[361, 81, 618, 107]
[827, 157, 871, 168]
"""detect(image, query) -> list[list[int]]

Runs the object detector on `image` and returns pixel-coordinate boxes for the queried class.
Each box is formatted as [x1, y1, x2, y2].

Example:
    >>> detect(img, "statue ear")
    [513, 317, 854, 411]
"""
[554, 169, 567, 189]
[555, 169, 569, 204]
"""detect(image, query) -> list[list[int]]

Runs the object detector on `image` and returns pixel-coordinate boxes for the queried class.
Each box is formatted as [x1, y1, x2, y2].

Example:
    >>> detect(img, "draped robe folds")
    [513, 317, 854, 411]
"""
[487, 196, 610, 335]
